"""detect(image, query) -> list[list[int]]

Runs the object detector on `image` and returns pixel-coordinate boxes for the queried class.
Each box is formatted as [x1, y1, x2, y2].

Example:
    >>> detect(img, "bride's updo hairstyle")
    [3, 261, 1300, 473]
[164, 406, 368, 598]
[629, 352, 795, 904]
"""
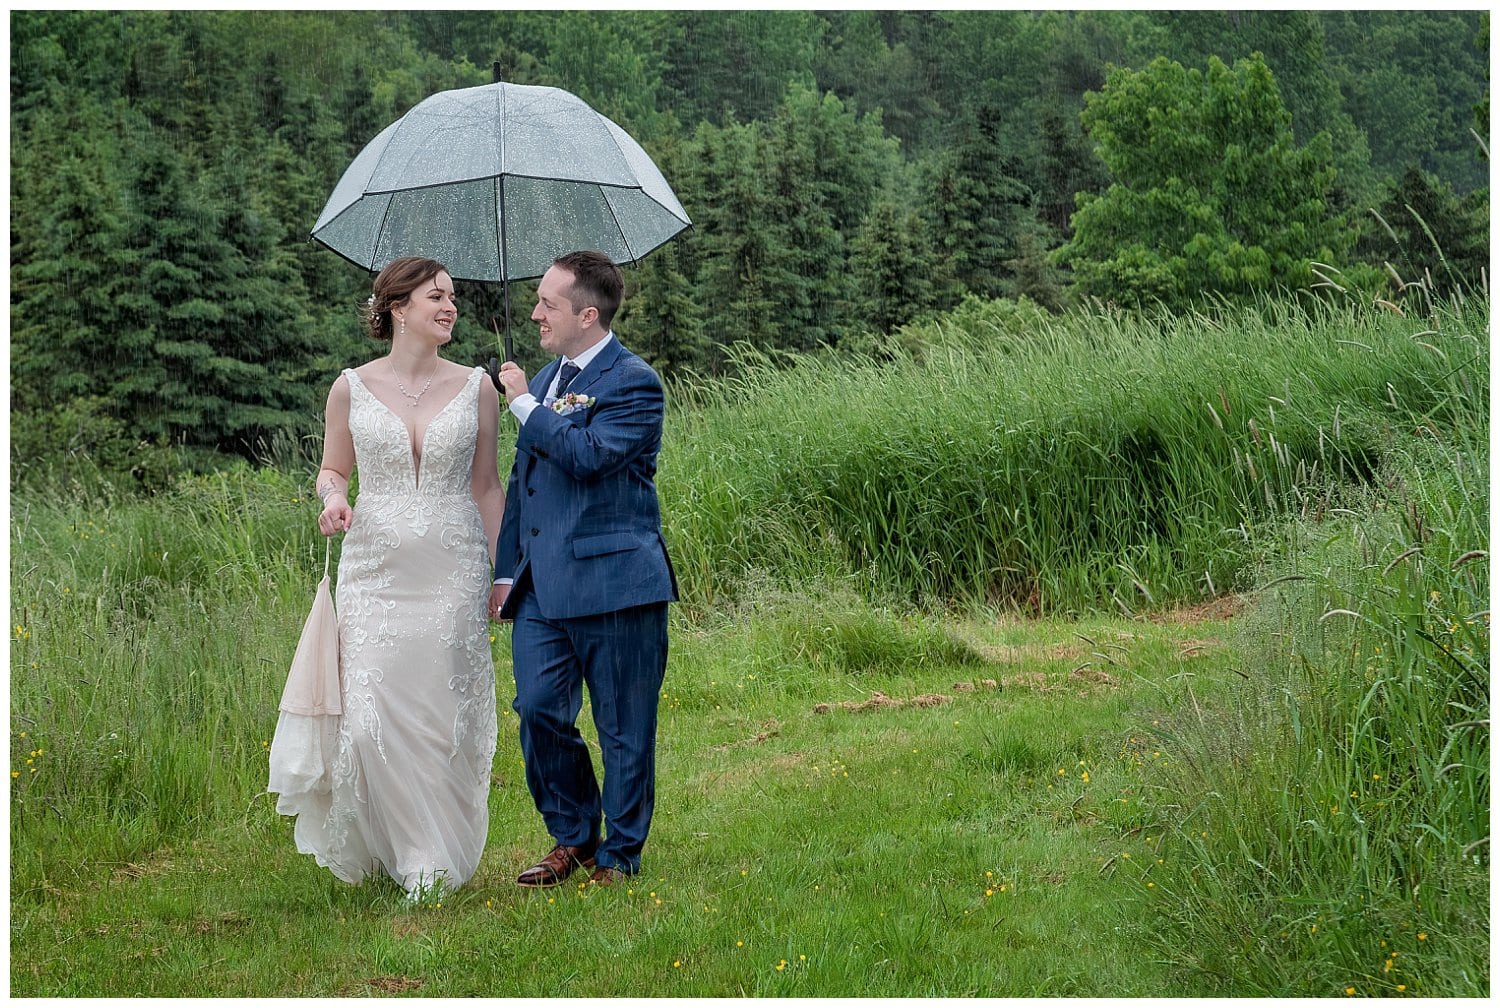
[360, 256, 449, 342]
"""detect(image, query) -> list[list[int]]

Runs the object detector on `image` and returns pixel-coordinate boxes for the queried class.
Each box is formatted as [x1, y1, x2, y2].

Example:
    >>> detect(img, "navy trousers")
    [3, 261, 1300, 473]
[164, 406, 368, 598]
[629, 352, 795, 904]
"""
[510, 587, 668, 874]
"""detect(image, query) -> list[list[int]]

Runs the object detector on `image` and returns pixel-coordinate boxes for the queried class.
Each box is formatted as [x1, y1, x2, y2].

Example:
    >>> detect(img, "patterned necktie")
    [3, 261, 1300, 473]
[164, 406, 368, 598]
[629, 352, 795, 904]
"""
[554, 361, 581, 397]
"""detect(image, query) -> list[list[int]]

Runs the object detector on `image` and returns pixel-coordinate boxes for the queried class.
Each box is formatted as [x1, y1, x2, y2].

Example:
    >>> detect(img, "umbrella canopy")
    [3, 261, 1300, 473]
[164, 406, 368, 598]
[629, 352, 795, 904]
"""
[312, 81, 691, 284]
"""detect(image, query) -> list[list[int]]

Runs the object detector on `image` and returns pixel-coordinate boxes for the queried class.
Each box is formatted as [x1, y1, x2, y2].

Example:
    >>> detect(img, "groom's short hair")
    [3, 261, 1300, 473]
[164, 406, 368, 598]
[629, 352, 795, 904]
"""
[555, 251, 623, 329]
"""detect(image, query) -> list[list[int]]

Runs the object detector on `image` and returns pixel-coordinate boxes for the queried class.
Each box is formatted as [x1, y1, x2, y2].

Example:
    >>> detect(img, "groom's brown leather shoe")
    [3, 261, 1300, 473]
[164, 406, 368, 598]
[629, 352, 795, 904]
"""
[516, 843, 597, 888]
[586, 866, 628, 887]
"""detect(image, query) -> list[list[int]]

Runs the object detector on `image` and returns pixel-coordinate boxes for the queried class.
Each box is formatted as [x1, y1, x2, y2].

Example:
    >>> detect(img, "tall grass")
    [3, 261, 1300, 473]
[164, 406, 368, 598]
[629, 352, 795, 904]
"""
[1137, 297, 1488, 995]
[661, 295, 1478, 616]
[9, 460, 328, 876]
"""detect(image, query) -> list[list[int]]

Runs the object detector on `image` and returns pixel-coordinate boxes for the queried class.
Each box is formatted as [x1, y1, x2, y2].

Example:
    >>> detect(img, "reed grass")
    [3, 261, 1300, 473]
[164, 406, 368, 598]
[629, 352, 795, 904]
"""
[1130, 298, 1489, 995]
[661, 295, 1482, 617]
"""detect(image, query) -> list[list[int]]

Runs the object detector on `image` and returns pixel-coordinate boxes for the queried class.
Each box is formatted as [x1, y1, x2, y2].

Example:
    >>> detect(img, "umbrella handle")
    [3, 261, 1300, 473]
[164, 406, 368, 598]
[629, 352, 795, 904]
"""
[486, 356, 502, 392]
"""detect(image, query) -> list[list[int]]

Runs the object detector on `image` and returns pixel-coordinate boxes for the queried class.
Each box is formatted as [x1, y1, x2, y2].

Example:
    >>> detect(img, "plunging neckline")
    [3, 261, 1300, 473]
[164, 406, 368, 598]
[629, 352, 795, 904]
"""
[349, 368, 475, 489]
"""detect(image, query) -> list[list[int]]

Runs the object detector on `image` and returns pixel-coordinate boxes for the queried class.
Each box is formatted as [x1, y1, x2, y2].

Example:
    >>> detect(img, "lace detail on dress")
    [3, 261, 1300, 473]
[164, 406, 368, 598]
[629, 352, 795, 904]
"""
[282, 366, 496, 894]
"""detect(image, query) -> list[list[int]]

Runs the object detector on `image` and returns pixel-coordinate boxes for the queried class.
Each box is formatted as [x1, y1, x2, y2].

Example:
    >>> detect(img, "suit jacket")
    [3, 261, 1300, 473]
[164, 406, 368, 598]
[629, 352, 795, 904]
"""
[496, 335, 678, 620]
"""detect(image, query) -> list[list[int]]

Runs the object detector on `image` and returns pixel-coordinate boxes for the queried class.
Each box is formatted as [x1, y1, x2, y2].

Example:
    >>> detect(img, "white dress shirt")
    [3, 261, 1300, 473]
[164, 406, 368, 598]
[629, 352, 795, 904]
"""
[495, 332, 614, 586]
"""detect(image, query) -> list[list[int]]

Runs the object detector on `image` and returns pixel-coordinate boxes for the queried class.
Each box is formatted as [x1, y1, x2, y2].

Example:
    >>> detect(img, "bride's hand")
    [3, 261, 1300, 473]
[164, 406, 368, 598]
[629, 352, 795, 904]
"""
[318, 500, 353, 536]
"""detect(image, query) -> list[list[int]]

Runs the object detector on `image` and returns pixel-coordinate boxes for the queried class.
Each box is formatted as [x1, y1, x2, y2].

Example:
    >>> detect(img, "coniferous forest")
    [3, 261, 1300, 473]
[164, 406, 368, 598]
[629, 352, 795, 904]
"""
[9, 10, 1489, 482]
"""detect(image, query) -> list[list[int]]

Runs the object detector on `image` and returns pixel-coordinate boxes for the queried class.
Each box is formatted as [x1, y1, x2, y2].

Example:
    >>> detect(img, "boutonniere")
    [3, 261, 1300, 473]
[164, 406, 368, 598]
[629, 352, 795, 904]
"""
[551, 392, 595, 415]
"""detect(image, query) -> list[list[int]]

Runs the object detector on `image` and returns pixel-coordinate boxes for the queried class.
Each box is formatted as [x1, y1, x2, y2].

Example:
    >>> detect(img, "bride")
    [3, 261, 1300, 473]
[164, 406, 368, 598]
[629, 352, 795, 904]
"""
[273, 256, 503, 899]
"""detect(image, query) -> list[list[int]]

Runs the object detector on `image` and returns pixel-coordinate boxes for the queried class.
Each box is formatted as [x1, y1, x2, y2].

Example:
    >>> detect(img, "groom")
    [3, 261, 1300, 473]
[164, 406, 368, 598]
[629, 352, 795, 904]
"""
[489, 250, 677, 887]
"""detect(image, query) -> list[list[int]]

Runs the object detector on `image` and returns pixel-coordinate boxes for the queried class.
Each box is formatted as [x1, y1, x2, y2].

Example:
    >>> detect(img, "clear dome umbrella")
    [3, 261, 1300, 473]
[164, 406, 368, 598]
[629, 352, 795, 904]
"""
[312, 78, 691, 368]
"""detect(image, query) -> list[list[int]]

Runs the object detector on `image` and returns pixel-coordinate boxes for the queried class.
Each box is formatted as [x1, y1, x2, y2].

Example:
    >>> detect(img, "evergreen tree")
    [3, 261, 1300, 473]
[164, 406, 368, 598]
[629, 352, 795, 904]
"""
[1358, 165, 1489, 294]
[926, 105, 1035, 305]
[661, 11, 821, 125]
[1002, 221, 1067, 312]
[617, 243, 707, 375]
[813, 10, 942, 152]
[766, 84, 894, 350]
[683, 120, 791, 356]
[11, 86, 135, 433]
[538, 11, 676, 141]
[849, 197, 939, 335]
[97, 139, 320, 454]
[1033, 95, 1107, 238]
[12, 153, 132, 411]
[9, 9, 1492, 473]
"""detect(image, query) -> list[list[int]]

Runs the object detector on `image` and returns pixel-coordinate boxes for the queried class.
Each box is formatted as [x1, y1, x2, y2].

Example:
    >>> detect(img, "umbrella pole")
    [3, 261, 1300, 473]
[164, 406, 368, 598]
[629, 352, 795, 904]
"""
[503, 280, 514, 363]
[494, 63, 514, 368]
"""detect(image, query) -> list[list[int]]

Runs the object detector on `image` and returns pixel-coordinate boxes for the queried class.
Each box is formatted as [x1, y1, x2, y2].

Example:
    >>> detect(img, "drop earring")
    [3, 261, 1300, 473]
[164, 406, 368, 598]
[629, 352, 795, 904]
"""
[398, 316, 405, 338]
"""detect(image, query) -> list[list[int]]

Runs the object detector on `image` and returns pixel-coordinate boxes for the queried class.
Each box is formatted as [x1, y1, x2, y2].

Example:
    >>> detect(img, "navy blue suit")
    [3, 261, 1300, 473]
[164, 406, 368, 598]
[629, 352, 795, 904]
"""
[496, 335, 676, 874]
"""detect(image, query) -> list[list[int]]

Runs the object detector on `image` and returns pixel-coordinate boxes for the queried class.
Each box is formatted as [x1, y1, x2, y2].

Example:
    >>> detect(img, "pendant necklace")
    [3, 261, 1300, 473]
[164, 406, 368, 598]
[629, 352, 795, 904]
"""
[392, 361, 436, 406]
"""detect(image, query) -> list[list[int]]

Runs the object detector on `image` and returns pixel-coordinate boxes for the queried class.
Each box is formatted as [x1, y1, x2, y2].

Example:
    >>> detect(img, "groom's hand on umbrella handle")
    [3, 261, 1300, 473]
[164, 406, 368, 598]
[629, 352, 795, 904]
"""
[497, 361, 529, 404]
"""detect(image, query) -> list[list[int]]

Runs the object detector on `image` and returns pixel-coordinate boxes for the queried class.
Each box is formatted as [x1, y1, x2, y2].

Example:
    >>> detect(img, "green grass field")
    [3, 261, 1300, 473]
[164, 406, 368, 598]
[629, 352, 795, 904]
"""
[12, 597, 1242, 996]
[10, 293, 1487, 996]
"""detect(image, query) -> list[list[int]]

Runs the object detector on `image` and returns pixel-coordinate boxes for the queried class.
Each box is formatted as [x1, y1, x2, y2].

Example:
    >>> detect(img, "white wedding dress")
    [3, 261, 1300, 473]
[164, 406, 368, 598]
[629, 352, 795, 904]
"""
[273, 366, 496, 896]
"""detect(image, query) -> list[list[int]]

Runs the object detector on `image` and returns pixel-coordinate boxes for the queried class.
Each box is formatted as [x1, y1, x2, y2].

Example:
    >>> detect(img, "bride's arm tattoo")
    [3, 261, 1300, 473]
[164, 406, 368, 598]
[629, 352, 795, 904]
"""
[317, 474, 346, 502]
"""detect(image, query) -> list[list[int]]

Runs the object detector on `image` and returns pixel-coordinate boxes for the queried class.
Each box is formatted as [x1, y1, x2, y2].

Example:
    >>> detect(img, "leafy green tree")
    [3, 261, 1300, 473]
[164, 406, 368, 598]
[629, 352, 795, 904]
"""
[1319, 11, 1488, 193]
[1474, 14, 1489, 146]
[1056, 54, 1356, 308]
[1157, 11, 1379, 206]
